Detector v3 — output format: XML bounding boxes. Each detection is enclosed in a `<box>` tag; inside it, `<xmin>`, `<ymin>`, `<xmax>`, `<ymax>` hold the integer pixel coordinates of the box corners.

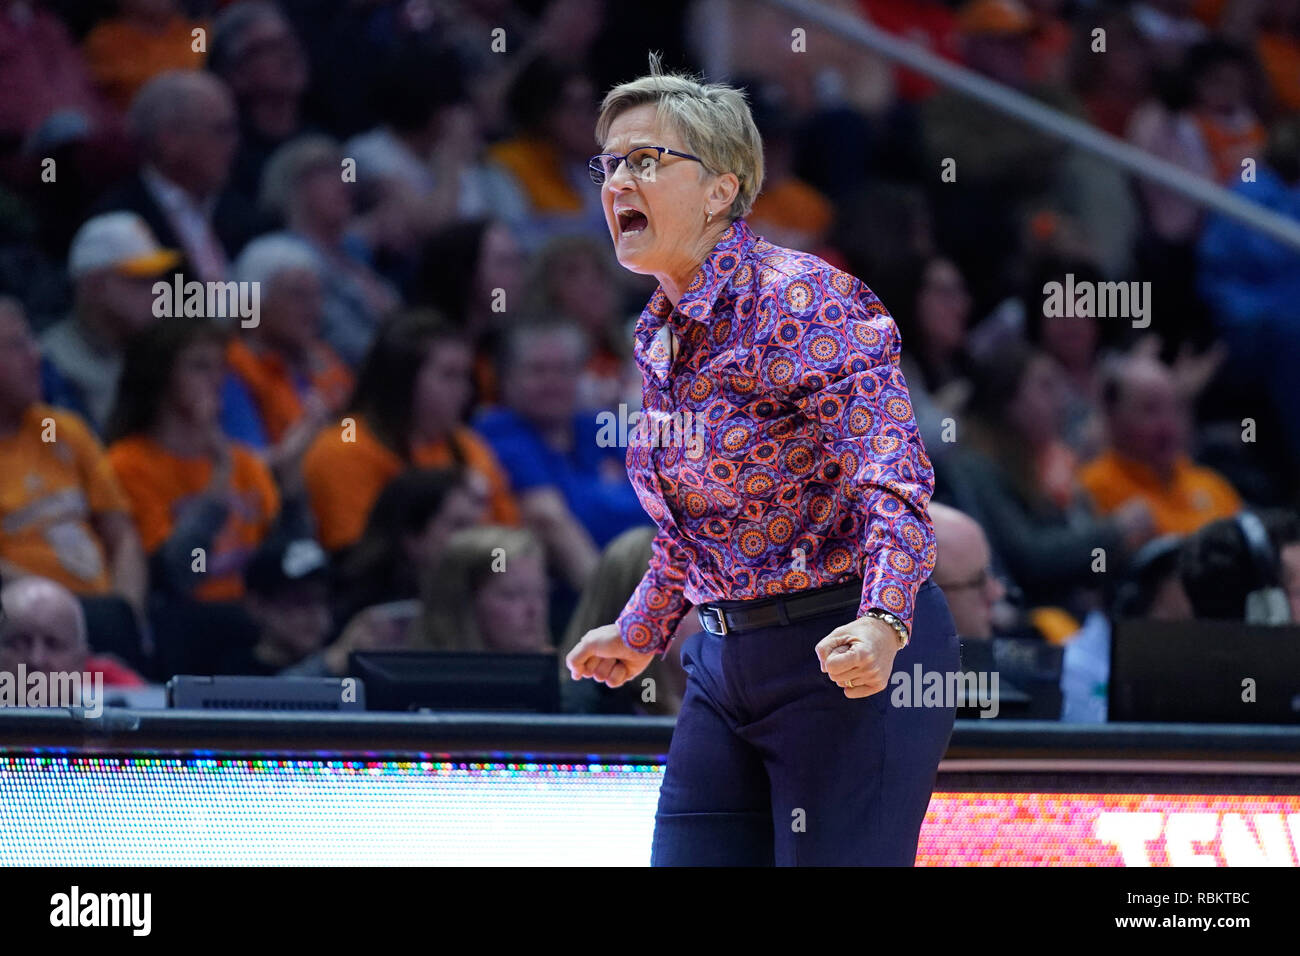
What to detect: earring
<box><xmin>705</xmin><ymin>209</ymin><xmax>713</xmax><ymax>225</ymax></box>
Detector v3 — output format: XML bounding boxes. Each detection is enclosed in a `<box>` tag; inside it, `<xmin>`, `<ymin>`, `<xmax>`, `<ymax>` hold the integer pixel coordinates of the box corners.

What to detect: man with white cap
<box><xmin>40</xmin><ymin>211</ymin><xmax>181</xmax><ymax>434</ymax></box>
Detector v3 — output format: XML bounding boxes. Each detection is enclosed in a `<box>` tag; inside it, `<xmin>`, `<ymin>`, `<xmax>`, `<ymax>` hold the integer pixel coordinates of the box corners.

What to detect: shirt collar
<box><xmin>142</xmin><ymin>165</ymin><xmax>217</xmax><ymax>218</ymax></box>
<box><xmin>634</xmin><ymin>218</ymin><xmax>758</xmax><ymax>385</ymax></box>
<box><xmin>644</xmin><ymin>218</ymin><xmax>757</xmax><ymax>331</ymax></box>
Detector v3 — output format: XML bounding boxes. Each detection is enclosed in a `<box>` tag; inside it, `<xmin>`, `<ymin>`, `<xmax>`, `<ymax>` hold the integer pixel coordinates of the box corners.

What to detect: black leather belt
<box><xmin>696</xmin><ymin>578</ymin><xmax>863</xmax><ymax>636</ymax></box>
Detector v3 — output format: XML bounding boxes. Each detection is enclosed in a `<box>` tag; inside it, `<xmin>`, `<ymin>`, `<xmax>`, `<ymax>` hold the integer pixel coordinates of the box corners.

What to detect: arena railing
<box><xmin>757</xmin><ymin>0</ymin><xmax>1300</xmax><ymax>253</ymax></box>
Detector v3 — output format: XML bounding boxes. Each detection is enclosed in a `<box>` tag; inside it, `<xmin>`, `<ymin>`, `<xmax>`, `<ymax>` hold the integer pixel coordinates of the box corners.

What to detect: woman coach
<box><xmin>565</xmin><ymin>56</ymin><xmax>960</xmax><ymax>866</ymax></box>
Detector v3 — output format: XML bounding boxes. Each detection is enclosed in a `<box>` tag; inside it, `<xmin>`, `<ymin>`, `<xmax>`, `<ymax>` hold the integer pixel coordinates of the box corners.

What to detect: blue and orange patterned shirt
<box><xmin>616</xmin><ymin>218</ymin><xmax>937</xmax><ymax>654</ymax></box>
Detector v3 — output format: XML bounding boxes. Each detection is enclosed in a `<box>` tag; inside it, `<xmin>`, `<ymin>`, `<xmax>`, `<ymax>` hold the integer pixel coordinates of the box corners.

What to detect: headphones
<box><xmin>1236</xmin><ymin>511</ymin><xmax>1292</xmax><ymax>625</ymax></box>
<box><xmin>1114</xmin><ymin>533</ymin><xmax>1185</xmax><ymax>619</ymax></box>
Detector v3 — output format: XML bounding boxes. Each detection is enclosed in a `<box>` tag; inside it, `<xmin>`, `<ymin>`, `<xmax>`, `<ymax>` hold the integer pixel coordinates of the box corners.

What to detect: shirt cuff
<box><xmin>858</xmin><ymin>546</ymin><xmax>926</xmax><ymax>638</ymax></box>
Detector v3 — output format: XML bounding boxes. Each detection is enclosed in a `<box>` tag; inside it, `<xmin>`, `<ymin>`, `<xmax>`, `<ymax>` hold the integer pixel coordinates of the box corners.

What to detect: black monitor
<box><xmin>1110</xmin><ymin>618</ymin><xmax>1300</xmax><ymax>723</ymax></box>
<box><xmin>958</xmin><ymin>637</ymin><xmax>1053</xmax><ymax>718</ymax></box>
<box><xmin>349</xmin><ymin>651</ymin><xmax>561</xmax><ymax>713</ymax></box>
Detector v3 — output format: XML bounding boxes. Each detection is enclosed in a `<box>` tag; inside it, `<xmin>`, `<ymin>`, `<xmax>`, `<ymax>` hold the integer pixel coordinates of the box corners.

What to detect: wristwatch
<box><xmin>865</xmin><ymin>609</ymin><xmax>910</xmax><ymax>649</ymax></box>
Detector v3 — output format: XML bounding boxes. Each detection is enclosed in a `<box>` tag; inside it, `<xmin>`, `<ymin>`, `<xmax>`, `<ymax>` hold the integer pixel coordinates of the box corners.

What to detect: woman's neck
<box><xmin>658</xmin><ymin>222</ymin><xmax>730</xmax><ymax>308</ymax></box>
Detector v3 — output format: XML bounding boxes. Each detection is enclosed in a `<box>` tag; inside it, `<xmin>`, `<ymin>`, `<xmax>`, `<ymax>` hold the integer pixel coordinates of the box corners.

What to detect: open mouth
<box><xmin>616</xmin><ymin>208</ymin><xmax>648</xmax><ymax>236</ymax></box>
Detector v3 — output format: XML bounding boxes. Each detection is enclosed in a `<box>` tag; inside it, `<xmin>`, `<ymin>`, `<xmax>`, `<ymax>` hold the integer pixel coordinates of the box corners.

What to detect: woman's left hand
<box><xmin>815</xmin><ymin>617</ymin><xmax>902</xmax><ymax>699</ymax></box>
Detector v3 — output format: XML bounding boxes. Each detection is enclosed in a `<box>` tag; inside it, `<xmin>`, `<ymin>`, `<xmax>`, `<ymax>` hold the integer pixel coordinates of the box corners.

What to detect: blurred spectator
<box><xmin>0</xmin><ymin>298</ymin><xmax>147</xmax><ymax>612</ymax></box>
<box><xmin>1131</xmin><ymin>0</ymin><xmax>1209</xmax><ymax>69</ymax></box>
<box><xmin>1198</xmin><ymin>117</ymin><xmax>1300</xmax><ymax>338</ymax></box>
<box><xmin>0</xmin><ymin>573</ymin><xmax>144</xmax><ymax>689</ymax></box>
<box><xmin>222</xmin><ymin>234</ymin><xmax>352</xmax><ymax>463</ymax></box>
<box><xmin>871</xmin><ymin>253</ymin><xmax>974</xmax><ymax>457</ymax></box>
<box><xmin>1182</xmin><ymin>39</ymin><xmax>1266</xmax><ymax>183</ymax></box>
<box><xmin>1022</xmin><ymin>0</ymin><xmax>1072</xmax><ymax>88</ymax></box>
<box><xmin>343</xmin><ymin>44</ymin><xmax>528</xmax><ymax>238</ymax></box>
<box><xmin>560</xmin><ymin>525</ymin><xmax>689</xmax><ymax>716</ymax></box>
<box><xmin>92</xmin><ymin>69</ymin><xmax>257</xmax><ymax>282</ymax></box>
<box><xmin>1178</xmin><ymin>510</ymin><xmax>1300</xmax><ymax>623</ymax></box>
<box><xmin>332</xmin><ymin>467</ymin><xmax>485</xmax><ymax>633</ymax></box>
<box><xmin>215</xmin><ymin>534</ymin><xmax>332</xmax><ymax>675</ymax></box>
<box><xmin>82</xmin><ymin>0</ymin><xmax>207</xmax><ymax>112</ymax></box>
<box><xmin>207</xmin><ymin>1</ymin><xmax>312</xmax><ymax>206</ymax></box>
<box><xmin>832</xmin><ymin>182</ymin><xmax>936</xmax><ymax>294</ymax></box>
<box><xmin>943</xmin><ymin>342</ymin><xmax>1154</xmax><ymax>614</ymax></box>
<box><xmin>443</xmin><ymin>0</ymin><xmax>606</xmax><ymax>139</ymax></box>
<box><xmin>1079</xmin><ymin>353</ymin><xmax>1241</xmax><ymax>536</ymax></box>
<box><xmin>1255</xmin><ymin>0</ymin><xmax>1300</xmax><ymax>113</ymax></box>
<box><xmin>0</xmin><ymin>0</ymin><xmax>124</xmax><ymax>182</ymax></box>
<box><xmin>744</xmin><ymin>79</ymin><xmax>833</xmax><ymax>254</ymax></box>
<box><xmin>1021</xmin><ymin>257</ymin><xmax>1109</xmax><ymax>459</ymax></box>
<box><xmin>1197</xmin><ymin>117</ymin><xmax>1300</xmax><ymax>471</ymax></box>
<box><xmin>524</xmin><ymin>234</ymin><xmax>637</xmax><ymax>411</ymax></box>
<box><xmin>258</xmin><ymin>135</ymin><xmax>400</xmax><ymax>368</ymax></box>
<box><xmin>487</xmin><ymin>56</ymin><xmax>606</xmax><ymax>244</ymax></box>
<box><xmin>412</xmin><ymin>217</ymin><xmax>527</xmax><ymax>403</ymax></box>
<box><xmin>1072</xmin><ymin>7</ymin><xmax>1153</xmax><ymax>138</ymax></box>
<box><xmin>105</xmin><ymin>318</ymin><xmax>287</xmax><ymax>603</ymax></box>
<box><xmin>302</xmin><ymin>310</ymin><xmax>519</xmax><ymax>554</ymax></box>
<box><xmin>1127</xmin><ymin>38</ymin><xmax>1263</xmax><ymax>266</ymax></box>
<box><xmin>41</xmin><ymin>211</ymin><xmax>179</xmax><ymax>433</ymax></box>
<box><xmin>858</xmin><ymin>0</ymin><xmax>962</xmax><ymax>102</ymax></box>
<box><xmin>930</xmin><ymin>502</ymin><xmax>1006</xmax><ymax>640</ymax></box>
<box><xmin>922</xmin><ymin>0</ymin><xmax>1074</xmax><ymax>310</ymax></box>
<box><xmin>476</xmin><ymin>319</ymin><xmax>648</xmax><ymax>589</ymax></box>
<box><xmin>419</xmin><ymin>525</ymin><xmax>551</xmax><ymax>652</ymax></box>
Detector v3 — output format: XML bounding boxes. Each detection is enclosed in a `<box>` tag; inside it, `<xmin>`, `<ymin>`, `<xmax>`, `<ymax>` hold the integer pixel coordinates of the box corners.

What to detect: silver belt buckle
<box><xmin>705</xmin><ymin>606</ymin><xmax>729</xmax><ymax>636</ymax></box>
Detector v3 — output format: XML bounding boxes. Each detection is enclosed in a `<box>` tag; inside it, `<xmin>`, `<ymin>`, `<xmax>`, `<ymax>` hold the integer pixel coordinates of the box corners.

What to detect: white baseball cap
<box><xmin>67</xmin><ymin>212</ymin><xmax>182</xmax><ymax>280</ymax></box>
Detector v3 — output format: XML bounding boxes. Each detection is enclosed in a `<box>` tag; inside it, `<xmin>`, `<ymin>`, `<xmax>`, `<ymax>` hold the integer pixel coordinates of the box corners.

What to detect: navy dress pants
<box><xmin>650</xmin><ymin>576</ymin><xmax>959</xmax><ymax>866</ymax></box>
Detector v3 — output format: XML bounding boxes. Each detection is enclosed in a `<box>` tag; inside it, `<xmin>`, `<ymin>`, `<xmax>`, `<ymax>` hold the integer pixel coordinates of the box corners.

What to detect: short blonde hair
<box><xmin>594</xmin><ymin>53</ymin><xmax>764</xmax><ymax>221</ymax></box>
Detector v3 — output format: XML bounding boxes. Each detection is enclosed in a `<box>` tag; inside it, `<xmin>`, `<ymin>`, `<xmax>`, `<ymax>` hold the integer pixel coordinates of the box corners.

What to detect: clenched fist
<box><xmin>814</xmin><ymin>616</ymin><xmax>903</xmax><ymax>699</ymax></box>
<box><xmin>565</xmin><ymin>623</ymin><xmax>657</xmax><ymax>689</ymax></box>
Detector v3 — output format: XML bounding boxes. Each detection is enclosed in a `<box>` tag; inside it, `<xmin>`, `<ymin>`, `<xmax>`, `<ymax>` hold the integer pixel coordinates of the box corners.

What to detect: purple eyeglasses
<box><xmin>588</xmin><ymin>146</ymin><xmax>705</xmax><ymax>184</ymax></box>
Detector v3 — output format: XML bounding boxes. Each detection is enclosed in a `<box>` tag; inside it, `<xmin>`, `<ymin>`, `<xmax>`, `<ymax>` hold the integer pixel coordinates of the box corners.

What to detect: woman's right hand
<box><xmin>565</xmin><ymin>623</ymin><xmax>656</xmax><ymax>689</ymax></box>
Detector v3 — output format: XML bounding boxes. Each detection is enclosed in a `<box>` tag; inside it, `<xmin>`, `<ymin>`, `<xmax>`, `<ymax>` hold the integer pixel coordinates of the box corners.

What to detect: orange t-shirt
<box><xmin>1258</xmin><ymin>32</ymin><xmax>1300</xmax><ymax>114</ymax></box>
<box><xmin>749</xmin><ymin>179</ymin><xmax>834</xmax><ymax>238</ymax></box>
<box><xmin>0</xmin><ymin>405</ymin><xmax>128</xmax><ymax>594</ymax></box>
<box><xmin>302</xmin><ymin>414</ymin><xmax>519</xmax><ymax>552</ymax></box>
<box><xmin>82</xmin><ymin>17</ymin><xmax>208</xmax><ymax>111</ymax></box>
<box><xmin>1195</xmin><ymin>113</ymin><xmax>1267</xmax><ymax>183</ymax></box>
<box><xmin>487</xmin><ymin>136</ymin><xmax>582</xmax><ymax>213</ymax></box>
<box><xmin>1078</xmin><ymin>449</ymin><xmax>1242</xmax><ymax>536</ymax></box>
<box><xmin>107</xmin><ymin>435</ymin><xmax>279</xmax><ymax>602</ymax></box>
<box><xmin>226</xmin><ymin>339</ymin><xmax>353</xmax><ymax>444</ymax></box>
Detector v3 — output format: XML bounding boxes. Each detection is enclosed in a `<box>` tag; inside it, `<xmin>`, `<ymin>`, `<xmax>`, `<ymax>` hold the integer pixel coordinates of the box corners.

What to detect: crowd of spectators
<box><xmin>0</xmin><ymin>0</ymin><xmax>1297</xmax><ymax>720</ymax></box>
